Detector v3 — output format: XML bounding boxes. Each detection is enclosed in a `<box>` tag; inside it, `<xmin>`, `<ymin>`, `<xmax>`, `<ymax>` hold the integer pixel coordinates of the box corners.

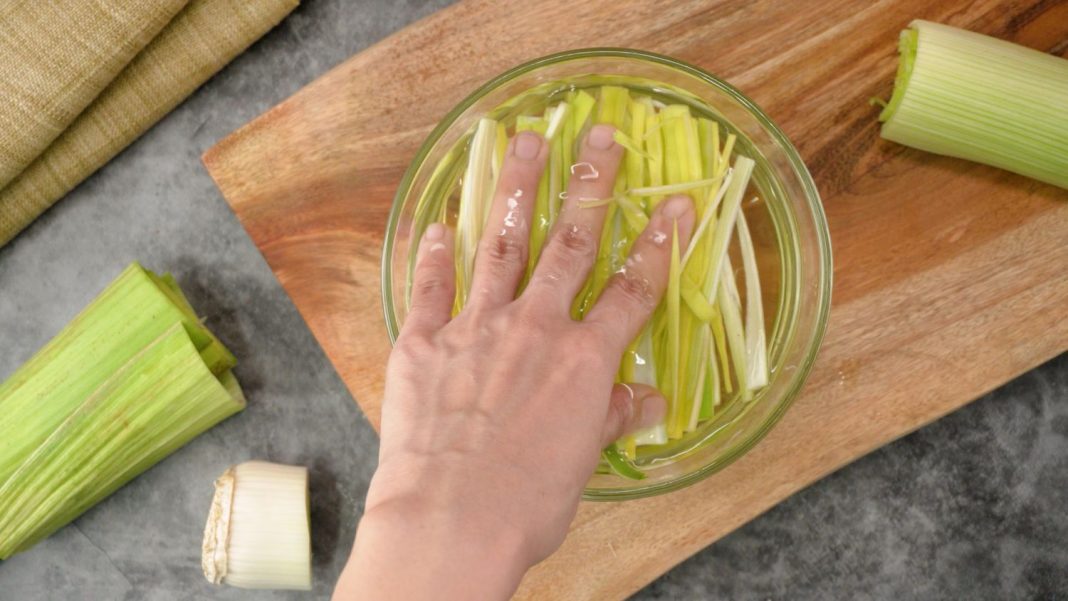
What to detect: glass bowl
<box><xmin>382</xmin><ymin>49</ymin><xmax>832</xmax><ymax>500</ymax></box>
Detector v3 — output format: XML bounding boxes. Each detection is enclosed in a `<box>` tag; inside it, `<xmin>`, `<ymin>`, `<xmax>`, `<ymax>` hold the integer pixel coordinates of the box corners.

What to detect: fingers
<box><xmin>524</xmin><ymin>125</ymin><xmax>623</xmax><ymax>310</ymax></box>
<box><xmin>585</xmin><ymin>194</ymin><xmax>696</xmax><ymax>352</ymax></box>
<box><xmin>467</xmin><ymin>131</ymin><xmax>549</xmax><ymax>308</ymax></box>
<box><xmin>600</xmin><ymin>383</ymin><xmax>667</xmax><ymax>448</ymax></box>
<box><xmin>405</xmin><ymin>223</ymin><xmax>456</xmax><ymax>334</ymax></box>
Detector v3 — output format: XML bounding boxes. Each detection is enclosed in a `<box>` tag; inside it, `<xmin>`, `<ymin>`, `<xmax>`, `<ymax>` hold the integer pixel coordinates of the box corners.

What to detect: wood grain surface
<box><xmin>203</xmin><ymin>1</ymin><xmax>1068</xmax><ymax>598</ymax></box>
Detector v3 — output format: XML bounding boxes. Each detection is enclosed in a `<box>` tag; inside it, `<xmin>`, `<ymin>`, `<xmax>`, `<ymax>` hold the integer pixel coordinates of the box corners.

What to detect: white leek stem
<box><xmin>736</xmin><ymin>209</ymin><xmax>768</xmax><ymax>389</ymax></box>
<box><xmin>202</xmin><ymin>461</ymin><xmax>311</xmax><ymax>590</ymax></box>
<box><xmin>879</xmin><ymin>20</ymin><xmax>1068</xmax><ymax>189</ymax></box>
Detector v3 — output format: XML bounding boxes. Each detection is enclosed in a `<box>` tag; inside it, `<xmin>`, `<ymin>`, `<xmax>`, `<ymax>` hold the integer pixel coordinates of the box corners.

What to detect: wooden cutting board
<box><xmin>203</xmin><ymin>1</ymin><xmax>1068</xmax><ymax>598</ymax></box>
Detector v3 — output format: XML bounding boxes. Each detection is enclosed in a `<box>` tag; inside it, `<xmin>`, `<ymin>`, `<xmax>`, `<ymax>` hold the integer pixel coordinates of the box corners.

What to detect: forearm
<box><xmin>333</xmin><ymin>498</ymin><xmax>530</xmax><ymax>600</ymax></box>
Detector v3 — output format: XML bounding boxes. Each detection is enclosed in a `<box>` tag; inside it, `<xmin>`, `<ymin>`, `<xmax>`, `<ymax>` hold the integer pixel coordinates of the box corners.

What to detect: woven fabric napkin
<box><xmin>0</xmin><ymin>0</ymin><xmax>299</xmax><ymax>247</ymax></box>
<box><xmin>0</xmin><ymin>0</ymin><xmax>188</xmax><ymax>190</ymax></box>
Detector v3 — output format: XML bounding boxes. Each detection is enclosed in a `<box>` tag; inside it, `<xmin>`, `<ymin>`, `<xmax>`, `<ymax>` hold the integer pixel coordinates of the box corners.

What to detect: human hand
<box><xmin>335</xmin><ymin>124</ymin><xmax>695</xmax><ymax>600</ymax></box>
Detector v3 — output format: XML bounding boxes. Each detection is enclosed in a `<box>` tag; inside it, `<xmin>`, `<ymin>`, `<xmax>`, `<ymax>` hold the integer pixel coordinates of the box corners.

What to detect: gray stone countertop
<box><xmin>0</xmin><ymin>1</ymin><xmax>1065</xmax><ymax>599</ymax></box>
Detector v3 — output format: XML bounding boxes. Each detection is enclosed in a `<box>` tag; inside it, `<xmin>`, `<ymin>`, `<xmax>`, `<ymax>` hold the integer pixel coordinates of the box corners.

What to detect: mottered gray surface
<box><xmin>0</xmin><ymin>1</ymin><xmax>1065</xmax><ymax>599</ymax></box>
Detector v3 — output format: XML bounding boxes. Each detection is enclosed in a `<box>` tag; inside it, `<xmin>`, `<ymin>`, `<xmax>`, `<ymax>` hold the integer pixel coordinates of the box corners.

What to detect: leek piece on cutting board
<box><xmin>0</xmin><ymin>263</ymin><xmax>246</xmax><ymax>559</ymax></box>
<box><xmin>879</xmin><ymin>20</ymin><xmax>1068</xmax><ymax>190</ymax></box>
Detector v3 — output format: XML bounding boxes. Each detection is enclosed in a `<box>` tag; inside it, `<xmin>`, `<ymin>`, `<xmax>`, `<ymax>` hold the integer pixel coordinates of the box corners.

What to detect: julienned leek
<box><xmin>878</xmin><ymin>20</ymin><xmax>1068</xmax><ymax>190</ymax></box>
<box><xmin>202</xmin><ymin>461</ymin><xmax>312</xmax><ymax>590</ymax></box>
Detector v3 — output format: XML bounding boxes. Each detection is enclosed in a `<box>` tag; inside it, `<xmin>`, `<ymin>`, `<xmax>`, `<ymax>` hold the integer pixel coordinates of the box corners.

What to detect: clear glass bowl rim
<box><xmin>381</xmin><ymin>47</ymin><xmax>833</xmax><ymax>500</ymax></box>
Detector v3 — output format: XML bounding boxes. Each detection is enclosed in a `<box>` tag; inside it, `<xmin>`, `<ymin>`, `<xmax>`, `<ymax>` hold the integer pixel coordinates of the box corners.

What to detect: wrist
<box><xmin>336</xmin><ymin>479</ymin><xmax>531</xmax><ymax>600</ymax></box>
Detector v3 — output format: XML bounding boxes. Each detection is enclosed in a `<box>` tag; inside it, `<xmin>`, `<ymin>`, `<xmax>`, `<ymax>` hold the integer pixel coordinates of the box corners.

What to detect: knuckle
<box><xmin>412</xmin><ymin>274</ymin><xmax>450</xmax><ymax>304</ymax></box>
<box><xmin>513</xmin><ymin>297</ymin><xmax>546</xmax><ymax>322</ymax></box>
<box><xmin>555</xmin><ymin>223</ymin><xmax>597</xmax><ymax>257</ymax></box>
<box><xmin>482</xmin><ymin>235</ymin><xmax>527</xmax><ymax>274</ymax></box>
<box><xmin>607</xmin><ymin>388</ymin><xmax>636</xmax><ymax>430</ymax></box>
<box><xmin>392</xmin><ymin>332</ymin><xmax>434</xmax><ymax>363</ymax></box>
<box><xmin>607</xmin><ymin>272</ymin><xmax>656</xmax><ymax>311</ymax></box>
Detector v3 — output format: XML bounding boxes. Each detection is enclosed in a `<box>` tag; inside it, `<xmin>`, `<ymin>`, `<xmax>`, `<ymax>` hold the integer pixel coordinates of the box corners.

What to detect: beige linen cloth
<box><xmin>0</xmin><ymin>0</ymin><xmax>189</xmax><ymax>190</ymax></box>
<box><xmin>0</xmin><ymin>0</ymin><xmax>299</xmax><ymax>247</ymax></box>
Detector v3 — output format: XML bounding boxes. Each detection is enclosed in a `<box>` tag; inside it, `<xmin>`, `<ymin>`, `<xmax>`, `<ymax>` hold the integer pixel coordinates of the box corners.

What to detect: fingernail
<box><xmin>514</xmin><ymin>131</ymin><xmax>543</xmax><ymax>159</ymax></box>
<box><xmin>639</xmin><ymin>395</ymin><xmax>667</xmax><ymax>428</ymax></box>
<box><xmin>424</xmin><ymin>223</ymin><xmax>445</xmax><ymax>241</ymax></box>
<box><xmin>660</xmin><ymin>194</ymin><xmax>692</xmax><ymax>219</ymax></box>
<box><xmin>587</xmin><ymin>124</ymin><xmax>616</xmax><ymax>150</ymax></box>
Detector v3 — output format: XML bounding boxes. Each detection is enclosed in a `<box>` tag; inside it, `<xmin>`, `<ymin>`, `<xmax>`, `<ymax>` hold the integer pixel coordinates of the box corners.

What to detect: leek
<box><xmin>879</xmin><ymin>20</ymin><xmax>1068</xmax><ymax>190</ymax></box>
<box><xmin>202</xmin><ymin>461</ymin><xmax>311</xmax><ymax>590</ymax></box>
<box><xmin>455</xmin><ymin>118</ymin><xmax>498</xmax><ymax>305</ymax></box>
<box><xmin>0</xmin><ymin>263</ymin><xmax>245</xmax><ymax>558</ymax></box>
<box><xmin>737</xmin><ymin>210</ymin><xmax>768</xmax><ymax>389</ymax></box>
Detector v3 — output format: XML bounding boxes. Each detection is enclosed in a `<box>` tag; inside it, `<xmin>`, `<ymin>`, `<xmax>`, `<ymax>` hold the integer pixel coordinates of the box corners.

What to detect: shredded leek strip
<box><xmin>736</xmin><ymin>209</ymin><xmax>768</xmax><ymax>390</ymax></box>
<box><xmin>516</xmin><ymin>117</ymin><xmax>550</xmax><ymax>286</ymax></box>
<box><xmin>711</xmin><ymin>308</ymin><xmax>732</xmax><ymax>395</ymax></box>
<box><xmin>700</xmin><ymin>329</ymin><xmax>721</xmax><ymax>419</ymax></box>
<box><xmin>685</xmin><ymin>327</ymin><xmax>709</xmax><ymax>432</ymax></box>
<box><xmin>681</xmin><ymin>169</ymin><xmax>733</xmax><ymax>267</ymax></box>
<box><xmin>665</xmin><ymin>221</ymin><xmax>683</xmax><ymax>439</ymax></box>
<box><xmin>614</xmin><ymin>130</ymin><xmax>653</xmax><ymax>161</ymax></box>
<box><xmin>703</xmin><ymin>156</ymin><xmax>754</xmax><ymax>303</ymax></box>
<box><xmin>644</xmin><ymin>110</ymin><xmax>665</xmax><ymax>207</ymax></box>
<box><xmin>544</xmin><ymin>102</ymin><xmax>569</xmax><ymax>141</ymax></box>
<box><xmin>718</xmin><ymin>257</ymin><xmax>749</xmax><ymax>400</ymax></box>
<box><xmin>455</xmin><ymin>118</ymin><xmax>498</xmax><ymax>305</ymax></box>
<box><xmin>604</xmin><ymin>443</ymin><xmax>645</xmax><ymax>480</ymax></box>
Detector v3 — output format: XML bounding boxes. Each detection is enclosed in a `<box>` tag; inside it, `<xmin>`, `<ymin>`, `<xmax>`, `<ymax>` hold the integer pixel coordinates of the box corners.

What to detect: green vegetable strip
<box><xmin>596</xmin><ymin>86</ymin><xmax>629</xmax><ymax>127</ymax></box>
<box><xmin>455</xmin><ymin>118</ymin><xmax>498</xmax><ymax>305</ymax></box>
<box><xmin>644</xmin><ymin>109</ymin><xmax>665</xmax><ymax>207</ymax></box>
<box><xmin>546</xmin><ymin>107</ymin><xmax>567</xmax><ymax>225</ymax></box>
<box><xmin>516</xmin><ymin>116</ymin><xmax>550</xmax><ymax>286</ymax></box>
<box><xmin>665</xmin><ymin>222</ymin><xmax>683</xmax><ymax>439</ymax></box>
<box><xmin>879</xmin><ymin>20</ymin><xmax>1068</xmax><ymax>190</ymax></box>
<box><xmin>685</xmin><ymin>327</ymin><xmax>709</xmax><ymax>432</ymax></box>
<box><xmin>699</xmin><ymin>327</ymin><xmax>720</xmax><ymax>420</ymax></box>
<box><xmin>737</xmin><ymin>210</ymin><xmax>769</xmax><ymax>390</ymax></box>
<box><xmin>0</xmin><ymin>264</ymin><xmax>244</xmax><ymax>558</ymax></box>
<box><xmin>604</xmin><ymin>443</ymin><xmax>646</xmax><ymax>480</ymax></box>
<box><xmin>703</xmin><ymin>157</ymin><xmax>755</xmax><ymax>304</ymax></box>
<box><xmin>719</xmin><ymin>256</ymin><xmax>750</xmax><ymax>400</ymax></box>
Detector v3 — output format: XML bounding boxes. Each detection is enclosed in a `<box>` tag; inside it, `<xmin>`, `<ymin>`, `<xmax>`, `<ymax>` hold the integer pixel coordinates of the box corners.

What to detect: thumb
<box><xmin>600</xmin><ymin>383</ymin><xmax>667</xmax><ymax>448</ymax></box>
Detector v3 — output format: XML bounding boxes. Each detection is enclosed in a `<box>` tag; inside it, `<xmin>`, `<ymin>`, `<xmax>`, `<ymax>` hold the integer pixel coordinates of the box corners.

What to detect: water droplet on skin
<box><xmin>514</xmin><ymin>189</ymin><xmax>524</xmax><ymax>198</ymax></box>
<box><xmin>651</xmin><ymin>231</ymin><xmax>667</xmax><ymax>245</ymax></box>
<box><xmin>507</xmin><ymin>197</ymin><xmax>518</xmax><ymax>210</ymax></box>
<box><xmin>558</xmin><ymin>191</ymin><xmax>569</xmax><ymax>200</ymax></box>
<box><xmin>570</xmin><ymin>162</ymin><xmax>599</xmax><ymax>181</ymax></box>
<box><xmin>503</xmin><ymin>209</ymin><xmax>521</xmax><ymax>228</ymax></box>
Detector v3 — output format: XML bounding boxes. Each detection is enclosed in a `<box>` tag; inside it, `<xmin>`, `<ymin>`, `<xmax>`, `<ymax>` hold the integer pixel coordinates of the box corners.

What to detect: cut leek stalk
<box><xmin>412</xmin><ymin>83</ymin><xmax>773</xmax><ymax>479</ymax></box>
<box><xmin>202</xmin><ymin>461</ymin><xmax>311</xmax><ymax>590</ymax></box>
<box><xmin>0</xmin><ymin>263</ymin><xmax>245</xmax><ymax>559</ymax></box>
<box><xmin>879</xmin><ymin>20</ymin><xmax>1068</xmax><ymax>190</ymax></box>
<box><xmin>455</xmin><ymin>118</ymin><xmax>499</xmax><ymax>306</ymax></box>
